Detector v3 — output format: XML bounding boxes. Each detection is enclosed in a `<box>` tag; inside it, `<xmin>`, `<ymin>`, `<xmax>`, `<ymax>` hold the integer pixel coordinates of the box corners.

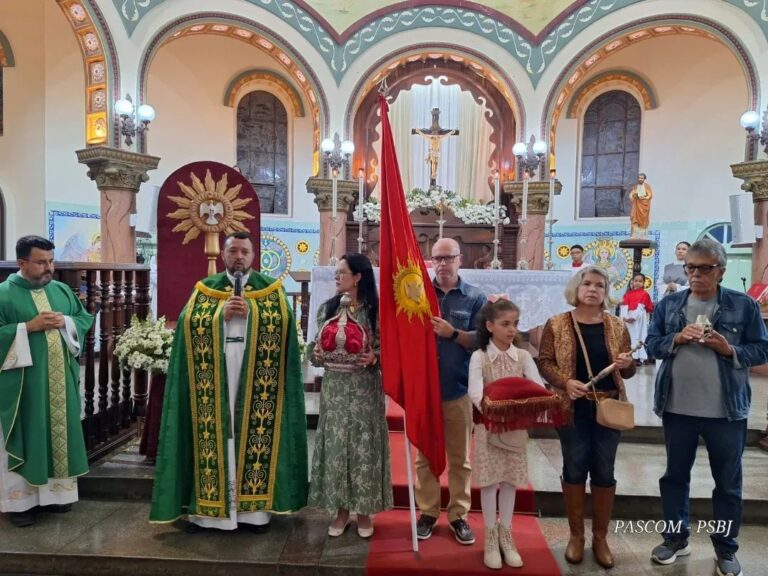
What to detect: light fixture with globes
<box><xmin>740</xmin><ymin>109</ymin><xmax>768</xmax><ymax>160</ymax></box>
<box><xmin>115</xmin><ymin>94</ymin><xmax>156</xmax><ymax>148</ymax></box>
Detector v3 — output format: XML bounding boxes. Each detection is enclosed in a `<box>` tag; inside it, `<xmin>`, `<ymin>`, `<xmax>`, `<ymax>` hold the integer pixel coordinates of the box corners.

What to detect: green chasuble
<box><xmin>150</xmin><ymin>271</ymin><xmax>308</xmax><ymax>521</ymax></box>
<box><xmin>0</xmin><ymin>274</ymin><xmax>94</xmax><ymax>485</ymax></box>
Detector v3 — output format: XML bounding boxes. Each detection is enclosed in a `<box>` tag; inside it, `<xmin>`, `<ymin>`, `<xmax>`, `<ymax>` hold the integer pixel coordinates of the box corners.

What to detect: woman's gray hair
<box><xmin>687</xmin><ymin>238</ymin><xmax>727</xmax><ymax>267</ymax></box>
<box><xmin>564</xmin><ymin>266</ymin><xmax>616</xmax><ymax>309</ymax></box>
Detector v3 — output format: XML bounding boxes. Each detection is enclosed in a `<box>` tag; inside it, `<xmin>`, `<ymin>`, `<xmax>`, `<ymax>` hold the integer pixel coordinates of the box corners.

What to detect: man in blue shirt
<box><xmin>647</xmin><ymin>239</ymin><xmax>768</xmax><ymax>576</ymax></box>
<box><xmin>415</xmin><ymin>238</ymin><xmax>486</xmax><ymax>545</ymax></box>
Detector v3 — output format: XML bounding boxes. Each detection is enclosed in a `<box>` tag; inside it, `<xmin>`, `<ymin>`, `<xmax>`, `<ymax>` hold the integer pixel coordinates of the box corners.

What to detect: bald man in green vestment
<box><xmin>0</xmin><ymin>236</ymin><xmax>94</xmax><ymax>527</ymax></box>
<box><xmin>150</xmin><ymin>232</ymin><xmax>308</xmax><ymax>532</ymax></box>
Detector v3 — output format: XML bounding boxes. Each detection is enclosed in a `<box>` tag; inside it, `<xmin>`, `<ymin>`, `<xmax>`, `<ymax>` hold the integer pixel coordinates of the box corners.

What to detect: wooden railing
<box><xmin>0</xmin><ymin>262</ymin><xmax>151</xmax><ymax>461</ymax></box>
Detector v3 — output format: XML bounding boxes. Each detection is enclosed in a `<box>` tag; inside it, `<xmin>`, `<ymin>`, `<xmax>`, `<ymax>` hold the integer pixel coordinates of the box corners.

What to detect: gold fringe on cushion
<box><xmin>481</xmin><ymin>394</ymin><xmax>568</xmax><ymax>433</ymax></box>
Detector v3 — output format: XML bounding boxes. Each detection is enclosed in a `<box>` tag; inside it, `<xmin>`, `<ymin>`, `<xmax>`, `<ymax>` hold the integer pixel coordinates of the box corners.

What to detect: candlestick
<box><xmin>491</xmin><ymin>170</ymin><xmax>502</xmax><ymax>269</ymax></box>
<box><xmin>546</xmin><ymin>171</ymin><xmax>556</xmax><ymax>270</ymax></box>
<box><xmin>357</xmin><ymin>168</ymin><xmax>365</xmax><ymax>253</ymax></box>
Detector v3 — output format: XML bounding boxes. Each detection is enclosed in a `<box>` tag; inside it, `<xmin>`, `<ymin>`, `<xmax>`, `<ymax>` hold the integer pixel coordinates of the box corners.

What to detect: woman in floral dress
<box><xmin>308</xmin><ymin>253</ymin><xmax>392</xmax><ymax>538</ymax></box>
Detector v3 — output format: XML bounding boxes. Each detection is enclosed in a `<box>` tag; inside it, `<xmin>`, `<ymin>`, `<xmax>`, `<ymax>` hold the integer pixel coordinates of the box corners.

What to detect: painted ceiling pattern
<box><xmin>113</xmin><ymin>0</ymin><xmax>768</xmax><ymax>85</ymax></box>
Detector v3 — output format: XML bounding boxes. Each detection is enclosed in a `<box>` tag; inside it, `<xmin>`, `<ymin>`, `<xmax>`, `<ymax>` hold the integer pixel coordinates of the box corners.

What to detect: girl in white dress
<box><xmin>468</xmin><ymin>296</ymin><xmax>544</xmax><ymax>570</ymax></box>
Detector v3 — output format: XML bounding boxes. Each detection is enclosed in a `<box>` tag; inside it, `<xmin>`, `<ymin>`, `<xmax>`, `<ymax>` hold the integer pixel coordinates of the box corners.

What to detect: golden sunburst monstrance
<box><xmin>166</xmin><ymin>169</ymin><xmax>254</xmax><ymax>275</ymax></box>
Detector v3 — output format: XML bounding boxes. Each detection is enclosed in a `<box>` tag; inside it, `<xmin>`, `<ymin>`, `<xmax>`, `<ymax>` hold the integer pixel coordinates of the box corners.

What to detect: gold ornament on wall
<box><xmin>166</xmin><ymin>169</ymin><xmax>254</xmax><ymax>275</ymax></box>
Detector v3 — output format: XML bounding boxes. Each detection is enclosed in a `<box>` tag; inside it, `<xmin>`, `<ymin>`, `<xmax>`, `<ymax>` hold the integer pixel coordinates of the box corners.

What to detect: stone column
<box><xmin>504</xmin><ymin>180</ymin><xmax>562</xmax><ymax>270</ymax></box>
<box><xmin>306</xmin><ymin>176</ymin><xmax>358</xmax><ymax>265</ymax></box>
<box><xmin>731</xmin><ymin>160</ymin><xmax>768</xmax><ymax>284</ymax></box>
<box><xmin>76</xmin><ymin>146</ymin><xmax>160</xmax><ymax>263</ymax></box>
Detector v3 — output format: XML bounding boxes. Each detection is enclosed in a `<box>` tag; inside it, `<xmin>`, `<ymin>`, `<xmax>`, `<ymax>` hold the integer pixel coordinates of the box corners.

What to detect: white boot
<box><xmin>498</xmin><ymin>523</ymin><xmax>523</xmax><ymax>568</ymax></box>
<box><xmin>484</xmin><ymin>524</ymin><xmax>502</xmax><ymax>570</ymax></box>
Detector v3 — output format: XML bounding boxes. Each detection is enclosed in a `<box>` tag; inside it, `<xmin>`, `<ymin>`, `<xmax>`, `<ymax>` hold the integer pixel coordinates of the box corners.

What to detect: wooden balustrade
<box><xmin>0</xmin><ymin>262</ymin><xmax>152</xmax><ymax>462</ymax></box>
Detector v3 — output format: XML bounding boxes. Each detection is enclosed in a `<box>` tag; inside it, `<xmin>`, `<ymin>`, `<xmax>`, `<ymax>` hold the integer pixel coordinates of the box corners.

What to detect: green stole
<box><xmin>151</xmin><ymin>271</ymin><xmax>308</xmax><ymax>522</ymax></box>
<box><xmin>0</xmin><ymin>274</ymin><xmax>93</xmax><ymax>484</ymax></box>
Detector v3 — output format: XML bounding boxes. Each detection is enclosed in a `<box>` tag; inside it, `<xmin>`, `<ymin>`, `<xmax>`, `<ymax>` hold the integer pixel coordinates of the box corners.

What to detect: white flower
<box><xmin>115</xmin><ymin>315</ymin><xmax>175</xmax><ymax>374</ymax></box>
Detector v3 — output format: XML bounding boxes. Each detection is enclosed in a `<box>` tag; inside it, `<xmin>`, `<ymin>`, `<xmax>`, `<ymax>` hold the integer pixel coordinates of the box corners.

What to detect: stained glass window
<box><xmin>236</xmin><ymin>91</ymin><xmax>289</xmax><ymax>215</ymax></box>
<box><xmin>579</xmin><ymin>90</ymin><xmax>641</xmax><ymax>218</ymax></box>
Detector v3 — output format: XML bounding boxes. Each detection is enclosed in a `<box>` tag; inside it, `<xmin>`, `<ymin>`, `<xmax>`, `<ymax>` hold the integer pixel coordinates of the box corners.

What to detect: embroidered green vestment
<box><xmin>0</xmin><ymin>274</ymin><xmax>93</xmax><ymax>485</ymax></box>
<box><xmin>150</xmin><ymin>271</ymin><xmax>308</xmax><ymax>521</ymax></box>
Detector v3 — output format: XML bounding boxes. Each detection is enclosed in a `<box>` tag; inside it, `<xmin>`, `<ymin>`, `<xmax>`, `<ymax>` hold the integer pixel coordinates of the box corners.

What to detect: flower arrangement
<box><xmin>115</xmin><ymin>316</ymin><xmax>174</xmax><ymax>374</ymax></box>
<box><xmin>358</xmin><ymin>186</ymin><xmax>508</xmax><ymax>225</ymax></box>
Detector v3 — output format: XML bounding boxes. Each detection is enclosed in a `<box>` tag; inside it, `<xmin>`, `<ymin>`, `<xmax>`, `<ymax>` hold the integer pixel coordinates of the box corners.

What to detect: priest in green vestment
<box><xmin>0</xmin><ymin>236</ymin><xmax>94</xmax><ymax>527</ymax></box>
<box><xmin>150</xmin><ymin>232</ymin><xmax>308</xmax><ymax>531</ymax></box>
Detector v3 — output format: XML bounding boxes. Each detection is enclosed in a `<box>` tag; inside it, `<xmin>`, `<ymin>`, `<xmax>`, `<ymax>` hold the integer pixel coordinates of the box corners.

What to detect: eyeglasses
<box><xmin>334</xmin><ymin>270</ymin><xmax>351</xmax><ymax>279</ymax></box>
<box><xmin>432</xmin><ymin>254</ymin><xmax>460</xmax><ymax>264</ymax></box>
<box><xmin>684</xmin><ymin>264</ymin><xmax>721</xmax><ymax>275</ymax></box>
<box><xmin>21</xmin><ymin>258</ymin><xmax>54</xmax><ymax>267</ymax></box>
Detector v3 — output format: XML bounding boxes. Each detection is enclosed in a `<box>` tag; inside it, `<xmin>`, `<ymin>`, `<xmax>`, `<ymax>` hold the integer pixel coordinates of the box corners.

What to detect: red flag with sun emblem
<box><xmin>378</xmin><ymin>94</ymin><xmax>445</xmax><ymax>477</ymax></box>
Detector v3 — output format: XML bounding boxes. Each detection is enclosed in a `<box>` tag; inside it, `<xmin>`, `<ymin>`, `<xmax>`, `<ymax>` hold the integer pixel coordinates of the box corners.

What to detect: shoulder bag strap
<box><xmin>570</xmin><ymin>312</ymin><xmax>599</xmax><ymax>402</ymax></box>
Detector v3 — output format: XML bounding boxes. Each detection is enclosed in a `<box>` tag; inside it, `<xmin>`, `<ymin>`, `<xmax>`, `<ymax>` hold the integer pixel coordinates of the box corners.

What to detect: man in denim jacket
<box><xmin>646</xmin><ymin>238</ymin><xmax>768</xmax><ymax>576</ymax></box>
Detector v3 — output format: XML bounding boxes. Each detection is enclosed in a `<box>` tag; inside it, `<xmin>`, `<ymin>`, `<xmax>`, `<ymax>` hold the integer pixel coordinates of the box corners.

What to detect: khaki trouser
<box><xmin>415</xmin><ymin>394</ymin><xmax>473</xmax><ymax>522</ymax></box>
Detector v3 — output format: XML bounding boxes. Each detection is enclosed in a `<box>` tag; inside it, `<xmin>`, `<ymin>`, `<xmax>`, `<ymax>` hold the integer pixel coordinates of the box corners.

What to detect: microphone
<box><xmin>234</xmin><ymin>271</ymin><xmax>243</xmax><ymax>297</ymax></box>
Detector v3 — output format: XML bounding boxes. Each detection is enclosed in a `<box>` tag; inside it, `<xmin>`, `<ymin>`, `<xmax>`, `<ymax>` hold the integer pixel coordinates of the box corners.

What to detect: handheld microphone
<box><xmin>234</xmin><ymin>271</ymin><xmax>243</xmax><ymax>297</ymax></box>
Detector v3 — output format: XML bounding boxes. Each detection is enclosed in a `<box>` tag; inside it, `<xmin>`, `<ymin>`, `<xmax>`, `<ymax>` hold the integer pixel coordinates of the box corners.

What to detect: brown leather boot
<box><xmin>561</xmin><ymin>480</ymin><xmax>586</xmax><ymax>564</ymax></box>
<box><xmin>591</xmin><ymin>484</ymin><xmax>616</xmax><ymax>569</ymax></box>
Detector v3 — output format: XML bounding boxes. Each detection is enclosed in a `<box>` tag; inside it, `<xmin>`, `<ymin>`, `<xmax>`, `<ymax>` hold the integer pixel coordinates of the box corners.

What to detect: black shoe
<box><xmin>715</xmin><ymin>550</ymin><xmax>742</xmax><ymax>576</ymax></box>
<box><xmin>416</xmin><ymin>515</ymin><xmax>437</xmax><ymax>540</ymax></box>
<box><xmin>39</xmin><ymin>503</ymin><xmax>72</xmax><ymax>513</ymax></box>
<box><xmin>8</xmin><ymin>511</ymin><xmax>35</xmax><ymax>527</ymax></box>
<box><xmin>449</xmin><ymin>517</ymin><xmax>475</xmax><ymax>545</ymax></box>
<box><xmin>240</xmin><ymin>522</ymin><xmax>270</xmax><ymax>534</ymax></box>
<box><xmin>651</xmin><ymin>538</ymin><xmax>691</xmax><ymax>565</ymax></box>
<box><xmin>183</xmin><ymin>521</ymin><xmax>208</xmax><ymax>534</ymax></box>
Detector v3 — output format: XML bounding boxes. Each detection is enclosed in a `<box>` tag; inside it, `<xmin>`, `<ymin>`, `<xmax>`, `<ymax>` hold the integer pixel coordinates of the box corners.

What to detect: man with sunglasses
<box><xmin>0</xmin><ymin>236</ymin><xmax>94</xmax><ymax>527</ymax></box>
<box><xmin>414</xmin><ymin>238</ymin><xmax>485</xmax><ymax>545</ymax></box>
<box><xmin>646</xmin><ymin>238</ymin><xmax>768</xmax><ymax>576</ymax></box>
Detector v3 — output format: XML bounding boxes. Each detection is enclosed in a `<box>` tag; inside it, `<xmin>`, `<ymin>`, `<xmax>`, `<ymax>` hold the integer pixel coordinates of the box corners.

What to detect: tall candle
<box><xmin>521</xmin><ymin>173</ymin><xmax>529</xmax><ymax>222</ymax></box>
<box><xmin>494</xmin><ymin>170</ymin><xmax>500</xmax><ymax>222</ymax></box>
<box><xmin>358</xmin><ymin>169</ymin><xmax>365</xmax><ymax>218</ymax></box>
<box><xmin>331</xmin><ymin>167</ymin><xmax>338</xmax><ymax>222</ymax></box>
<box><xmin>548</xmin><ymin>172</ymin><xmax>555</xmax><ymax>219</ymax></box>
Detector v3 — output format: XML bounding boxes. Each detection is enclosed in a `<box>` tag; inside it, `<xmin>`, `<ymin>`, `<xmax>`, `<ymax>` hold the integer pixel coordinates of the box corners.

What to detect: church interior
<box><xmin>1</xmin><ymin>0</ymin><xmax>768</xmax><ymax>574</ymax></box>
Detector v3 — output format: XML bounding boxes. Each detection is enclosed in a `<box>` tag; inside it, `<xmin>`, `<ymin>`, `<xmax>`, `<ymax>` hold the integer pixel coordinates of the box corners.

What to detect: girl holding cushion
<box><xmin>468</xmin><ymin>297</ymin><xmax>544</xmax><ymax>570</ymax></box>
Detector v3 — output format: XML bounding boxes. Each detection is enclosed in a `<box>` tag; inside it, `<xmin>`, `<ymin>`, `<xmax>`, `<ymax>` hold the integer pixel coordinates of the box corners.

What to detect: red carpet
<box><xmin>366</xmin><ymin>510</ymin><xmax>561</xmax><ymax>575</ymax></box>
<box><xmin>388</xmin><ymin>431</ymin><xmax>536</xmax><ymax>514</ymax></box>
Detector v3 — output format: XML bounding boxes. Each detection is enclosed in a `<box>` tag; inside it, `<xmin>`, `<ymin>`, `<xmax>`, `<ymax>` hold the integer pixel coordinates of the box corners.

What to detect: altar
<box><xmin>306</xmin><ymin>266</ymin><xmax>572</xmax><ymax>342</ymax></box>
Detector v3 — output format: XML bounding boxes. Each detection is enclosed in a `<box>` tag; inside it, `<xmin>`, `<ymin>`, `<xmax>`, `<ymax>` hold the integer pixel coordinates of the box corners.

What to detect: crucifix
<box><xmin>412</xmin><ymin>107</ymin><xmax>459</xmax><ymax>188</ymax></box>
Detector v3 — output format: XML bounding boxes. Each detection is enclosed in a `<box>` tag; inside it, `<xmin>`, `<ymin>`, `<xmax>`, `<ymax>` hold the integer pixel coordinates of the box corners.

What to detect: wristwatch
<box><xmin>450</xmin><ymin>330</ymin><xmax>460</xmax><ymax>341</ymax></box>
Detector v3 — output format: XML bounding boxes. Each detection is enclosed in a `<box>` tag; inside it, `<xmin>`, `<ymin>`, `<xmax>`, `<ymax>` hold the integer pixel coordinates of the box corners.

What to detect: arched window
<box><xmin>578</xmin><ymin>90</ymin><xmax>641</xmax><ymax>218</ymax></box>
<box><xmin>237</xmin><ymin>91</ymin><xmax>289</xmax><ymax>215</ymax></box>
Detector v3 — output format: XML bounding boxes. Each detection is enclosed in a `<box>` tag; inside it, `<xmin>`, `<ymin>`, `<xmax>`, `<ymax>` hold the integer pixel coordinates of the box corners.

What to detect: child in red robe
<box><xmin>620</xmin><ymin>273</ymin><xmax>654</xmax><ymax>365</ymax></box>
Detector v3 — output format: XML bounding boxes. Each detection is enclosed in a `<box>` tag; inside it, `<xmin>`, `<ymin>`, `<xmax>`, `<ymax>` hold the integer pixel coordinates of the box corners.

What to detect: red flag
<box><xmin>378</xmin><ymin>95</ymin><xmax>446</xmax><ymax>477</ymax></box>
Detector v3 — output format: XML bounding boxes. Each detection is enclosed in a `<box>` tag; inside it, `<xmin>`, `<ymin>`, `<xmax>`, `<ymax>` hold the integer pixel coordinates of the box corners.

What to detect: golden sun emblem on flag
<box><xmin>393</xmin><ymin>257</ymin><xmax>431</xmax><ymax>321</ymax></box>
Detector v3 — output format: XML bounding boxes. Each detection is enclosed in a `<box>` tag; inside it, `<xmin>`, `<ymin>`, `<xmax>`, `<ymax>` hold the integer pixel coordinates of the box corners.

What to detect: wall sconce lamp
<box><xmin>115</xmin><ymin>94</ymin><xmax>155</xmax><ymax>148</ymax></box>
<box><xmin>513</xmin><ymin>138</ymin><xmax>547</xmax><ymax>179</ymax></box>
<box><xmin>740</xmin><ymin>109</ymin><xmax>768</xmax><ymax>160</ymax></box>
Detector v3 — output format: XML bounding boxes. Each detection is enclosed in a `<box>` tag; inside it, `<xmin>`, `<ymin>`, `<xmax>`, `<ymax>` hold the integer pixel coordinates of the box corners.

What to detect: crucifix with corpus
<box><xmin>412</xmin><ymin>107</ymin><xmax>459</xmax><ymax>188</ymax></box>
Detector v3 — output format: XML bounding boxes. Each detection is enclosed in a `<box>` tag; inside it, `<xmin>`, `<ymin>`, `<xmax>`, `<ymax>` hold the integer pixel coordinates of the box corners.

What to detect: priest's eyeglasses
<box><xmin>432</xmin><ymin>255</ymin><xmax>460</xmax><ymax>264</ymax></box>
<box><xmin>21</xmin><ymin>258</ymin><xmax>55</xmax><ymax>267</ymax></box>
<box><xmin>684</xmin><ymin>264</ymin><xmax>721</xmax><ymax>275</ymax></box>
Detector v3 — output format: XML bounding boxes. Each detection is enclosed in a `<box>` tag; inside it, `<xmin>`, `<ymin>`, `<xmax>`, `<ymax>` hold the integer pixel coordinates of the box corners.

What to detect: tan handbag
<box><xmin>571</xmin><ymin>314</ymin><xmax>635</xmax><ymax>431</ymax></box>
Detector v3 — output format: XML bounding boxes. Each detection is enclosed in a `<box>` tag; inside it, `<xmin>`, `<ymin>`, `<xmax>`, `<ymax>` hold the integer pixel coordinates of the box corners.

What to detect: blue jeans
<box><xmin>660</xmin><ymin>412</ymin><xmax>746</xmax><ymax>553</ymax></box>
<box><xmin>557</xmin><ymin>399</ymin><xmax>621</xmax><ymax>487</ymax></box>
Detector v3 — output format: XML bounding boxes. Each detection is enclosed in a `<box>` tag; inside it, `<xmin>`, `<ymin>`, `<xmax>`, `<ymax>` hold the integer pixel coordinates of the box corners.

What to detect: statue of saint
<box><xmin>628</xmin><ymin>173</ymin><xmax>653</xmax><ymax>238</ymax></box>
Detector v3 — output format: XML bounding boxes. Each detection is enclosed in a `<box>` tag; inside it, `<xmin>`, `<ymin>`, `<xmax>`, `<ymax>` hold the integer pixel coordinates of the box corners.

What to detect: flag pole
<box><xmin>401</xmin><ymin>412</ymin><xmax>419</xmax><ymax>553</ymax></box>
